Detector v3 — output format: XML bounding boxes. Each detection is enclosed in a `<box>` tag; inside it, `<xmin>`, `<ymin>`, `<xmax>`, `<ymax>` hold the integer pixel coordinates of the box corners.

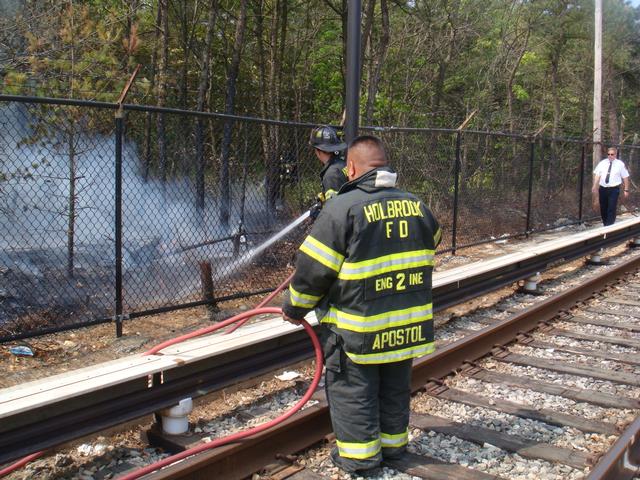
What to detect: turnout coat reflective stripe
<box><xmin>283</xmin><ymin>166</ymin><xmax>442</xmax><ymax>364</ymax></box>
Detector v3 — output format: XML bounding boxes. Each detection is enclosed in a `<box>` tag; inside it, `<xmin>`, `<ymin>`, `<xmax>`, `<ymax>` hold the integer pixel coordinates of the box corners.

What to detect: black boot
<box><xmin>330</xmin><ymin>448</ymin><xmax>382</xmax><ymax>476</ymax></box>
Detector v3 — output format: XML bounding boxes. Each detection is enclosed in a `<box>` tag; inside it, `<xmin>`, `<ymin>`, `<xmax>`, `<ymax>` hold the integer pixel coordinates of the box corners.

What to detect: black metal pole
<box><xmin>345</xmin><ymin>0</ymin><xmax>361</xmax><ymax>143</ymax></box>
<box><xmin>525</xmin><ymin>139</ymin><xmax>535</xmax><ymax>236</ymax></box>
<box><xmin>452</xmin><ymin>131</ymin><xmax>462</xmax><ymax>254</ymax></box>
<box><xmin>578</xmin><ymin>142</ymin><xmax>586</xmax><ymax>222</ymax></box>
<box><xmin>115</xmin><ymin>111</ymin><xmax>124</xmax><ymax>338</ymax></box>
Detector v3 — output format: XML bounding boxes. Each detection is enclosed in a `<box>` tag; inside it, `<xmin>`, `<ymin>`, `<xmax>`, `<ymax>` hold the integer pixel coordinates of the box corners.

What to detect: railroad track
<box><xmin>120</xmin><ymin>251</ymin><xmax>640</xmax><ymax>480</ymax></box>
<box><xmin>3</xmin><ymin>241</ymin><xmax>640</xmax><ymax>480</ymax></box>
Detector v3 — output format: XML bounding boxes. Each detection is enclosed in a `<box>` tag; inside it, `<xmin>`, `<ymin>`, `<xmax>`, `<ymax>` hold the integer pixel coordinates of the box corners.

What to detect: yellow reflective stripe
<box><xmin>320</xmin><ymin>304</ymin><xmax>433</xmax><ymax>332</ymax></box>
<box><xmin>381</xmin><ymin>429</ymin><xmax>409</xmax><ymax>448</ymax></box>
<box><xmin>336</xmin><ymin>438</ymin><xmax>381</xmax><ymax>460</ymax></box>
<box><xmin>289</xmin><ymin>286</ymin><xmax>321</xmax><ymax>308</ymax></box>
<box><xmin>338</xmin><ymin>249</ymin><xmax>434</xmax><ymax>280</ymax></box>
<box><xmin>299</xmin><ymin>236</ymin><xmax>344</xmax><ymax>272</ymax></box>
<box><xmin>434</xmin><ymin>227</ymin><xmax>442</xmax><ymax>246</ymax></box>
<box><xmin>341</xmin><ymin>166</ymin><xmax>348</xmax><ymax>176</ymax></box>
<box><xmin>325</xmin><ymin>188</ymin><xmax>338</xmax><ymax>199</ymax></box>
<box><xmin>346</xmin><ymin>342</ymin><xmax>435</xmax><ymax>364</ymax></box>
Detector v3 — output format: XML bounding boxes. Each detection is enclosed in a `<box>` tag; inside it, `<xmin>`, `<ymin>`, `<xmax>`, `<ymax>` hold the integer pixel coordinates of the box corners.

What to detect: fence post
<box><xmin>525</xmin><ymin>139</ymin><xmax>535</xmax><ymax>236</ymax></box>
<box><xmin>578</xmin><ymin>141</ymin><xmax>586</xmax><ymax>222</ymax></box>
<box><xmin>199</xmin><ymin>261</ymin><xmax>219</xmax><ymax>320</ymax></box>
<box><xmin>452</xmin><ymin>110</ymin><xmax>476</xmax><ymax>254</ymax></box>
<box><xmin>114</xmin><ymin>110</ymin><xmax>124</xmax><ymax>338</ymax></box>
<box><xmin>452</xmin><ymin>130</ymin><xmax>461</xmax><ymax>255</ymax></box>
<box><xmin>113</xmin><ymin>65</ymin><xmax>139</xmax><ymax>338</ymax></box>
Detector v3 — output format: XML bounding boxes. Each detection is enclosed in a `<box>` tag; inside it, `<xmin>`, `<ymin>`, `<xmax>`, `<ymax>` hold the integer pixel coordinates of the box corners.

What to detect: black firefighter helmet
<box><xmin>309</xmin><ymin>125</ymin><xmax>347</xmax><ymax>153</ymax></box>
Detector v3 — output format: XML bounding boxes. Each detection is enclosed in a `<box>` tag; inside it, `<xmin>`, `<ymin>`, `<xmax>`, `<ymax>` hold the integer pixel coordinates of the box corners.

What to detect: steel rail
<box><xmin>0</xmin><ymin>336</ymin><xmax>314</xmax><ymax>464</ymax></box>
<box><xmin>1</xmin><ymin>234</ymin><xmax>639</xmax><ymax>467</ymax></box>
<box><xmin>586</xmin><ymin>416</ymin><xmax>640</xmax><ymax>480</ymax></box>
<box><xmin>136</xmin><ymin>255</ymin><xmax>640</xmax><ymax>480</ymax></box>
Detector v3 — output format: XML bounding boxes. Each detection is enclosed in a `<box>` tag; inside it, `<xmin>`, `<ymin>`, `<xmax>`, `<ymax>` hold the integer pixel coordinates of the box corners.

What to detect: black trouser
<box><xmin>599</xmin><ymin>185</ymin><xmax>621</xmax><ymax>226</ymax></box>
<box><xmin>321</xmin><ymin>326</ymin><xmax>413</xmax><ymax>472</ymax></box>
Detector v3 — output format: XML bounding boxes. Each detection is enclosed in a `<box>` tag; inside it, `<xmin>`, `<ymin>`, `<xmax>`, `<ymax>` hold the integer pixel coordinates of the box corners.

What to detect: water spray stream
<box><xmin>238</xmin><ymin>209</ymin><xmax>311</xmax><ymax>265</ymax></box>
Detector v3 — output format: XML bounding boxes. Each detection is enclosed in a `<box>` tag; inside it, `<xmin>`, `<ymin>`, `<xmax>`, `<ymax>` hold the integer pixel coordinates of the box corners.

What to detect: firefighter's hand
<box><xmin>309</xmin><ymin>200</ymin><xmax>322</xmax><ymax>220</ymax></box>
<box><xmin>282</xmin><ymin>313</ymin><xmax>303</xmax><ymax>325</ymax></box>
<box><xmin>623</xmin><ymin>190</ymin><xmax>630</xmax><ymax>199</ymax></box>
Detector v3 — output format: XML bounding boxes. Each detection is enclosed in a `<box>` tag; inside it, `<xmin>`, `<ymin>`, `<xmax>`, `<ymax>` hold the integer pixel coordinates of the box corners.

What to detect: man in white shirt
<box><xmin>592</xmin><ymin>147</ymin><xmax>631</xmax><ymax>226</ymax></box>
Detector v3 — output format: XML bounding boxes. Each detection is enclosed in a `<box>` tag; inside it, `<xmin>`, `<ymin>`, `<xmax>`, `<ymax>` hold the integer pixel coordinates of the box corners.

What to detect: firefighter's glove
<box><xmin>309</xmin><ymin>200</ymin><xmax>323</xmax><ymax>220</ymax></box>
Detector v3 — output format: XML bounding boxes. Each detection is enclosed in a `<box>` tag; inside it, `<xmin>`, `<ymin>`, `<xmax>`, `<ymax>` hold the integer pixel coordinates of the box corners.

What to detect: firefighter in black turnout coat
<box><xmin>309</xmin><ymin>125</ymin><xmax>348</xmax><ymax>202</ymax></box>
<box><xmin>282</xmin><ymin>136</ymin><xmax>442</xmax><ymax>474</ymax></box>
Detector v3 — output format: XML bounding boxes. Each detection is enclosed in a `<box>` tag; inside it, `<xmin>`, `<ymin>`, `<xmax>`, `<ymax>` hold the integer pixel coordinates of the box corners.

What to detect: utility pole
<box><xmin>345</xmin><ymin>0</ymin><xmax>362</xmax><ymax>143</ymax></box>
<box><xmin>592</xmin><ymin>0</ymin><xmax>603</xmax><ymax>169</ymax></box>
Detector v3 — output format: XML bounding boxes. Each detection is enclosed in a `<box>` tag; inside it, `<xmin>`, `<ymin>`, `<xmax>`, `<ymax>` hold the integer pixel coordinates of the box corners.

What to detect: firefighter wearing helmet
<box><xmin>310</xmin><ymin>125</ymin><xmax>348</xmax><ymax>204</ymax></box>
<box><xmin>283</xmin><ymin>135</ymin><xmax>442</xmax><ymax>474</ymax></box>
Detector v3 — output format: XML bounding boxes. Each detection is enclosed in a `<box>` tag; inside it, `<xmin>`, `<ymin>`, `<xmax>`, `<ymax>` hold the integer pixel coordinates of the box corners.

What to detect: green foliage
<box><xmin>467</xmin><ymin>168</ymin><xmax>495</xmax><ymax>191</ymax></box>
<box><xmin>1</xmin><ymin>0</ymin><xmax>638</xmax><ymax>140</ymax></box>
<box><xmin>512</xmin><ymin>84</ymin><xmax>529</xmax><ymax>101</ymax></box>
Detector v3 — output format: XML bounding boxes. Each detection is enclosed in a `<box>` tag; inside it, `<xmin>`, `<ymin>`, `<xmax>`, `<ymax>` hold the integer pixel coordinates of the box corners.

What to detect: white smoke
<box><xmin>0</xmin><ymin>102</ymin><xmax>280</xmax><ymax>319</ymax></box>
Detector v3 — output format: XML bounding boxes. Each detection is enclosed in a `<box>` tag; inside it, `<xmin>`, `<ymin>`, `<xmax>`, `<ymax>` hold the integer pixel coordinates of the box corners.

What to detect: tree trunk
<box><xmin>254</xmin><ymin>0</ymin><xmax>273</xmax><ymax>217</ymax></box>
<box><xmin>549</xmin><ymin>50</ymin><xmax>561</xmax><ymax>182</ymax></box>
<box><xmin>66</xmin><ymin>125</ymin><xmax>77</xmax><ymax>278</ymax></box>
<box><xmin>361</xmin><ymin>0</ymin><xmax>375</xmax><ymax>81</ymax></box>
<box><xmin>143</xmin><ymin>3</ymin><xmax>162</xmax><ymax>182</ymax></box>
<box><xmin>220</xmin><ymin>0</ymin><xmax>248</xmax><ymax>227</ymax></box>
<box><xmin>506</xmin><ymin>28</ymin><xmax>530</xmax><ymax>135</ymax></box>
<box><xmin>195</xmin><ymin>0</ymin><xmax>218</xmax><ymax>212</ymax></box>
<box><xmin>157</xmin><ymin>0</ymin><xmax>169</xmax><ymax>184</ymax></box>
<box><xmin>178</xmin><ymin>2</ymin><xmax>189</xmax><ymax>109</ymax></box>
<box><xmin>605</xmin><ymin>63</ymin><xmax>619</xmax><ymax>146</ymax></box>
<box><xmin>323</xmin><ymin>0</ymin><xmax>348</xmax><ymax>108</ymax></box>
<box><xmin>431</xmin><ymin>5</ymin><xmax>456</xmax><ymax>119</ymax></box>
<box><xmin>364</xmin><ymin>0</ymin><xmax>389</xmax><ymax>125</ymax></box>
<box><xmin>264</xmin><ymin>0</ymin><xmax>288</xmax><ymax>214</ymax></box>
<box><xmin>66</xmin><ymin>1</ymin><xmax>77</xmax><ymax>278</ymax></box>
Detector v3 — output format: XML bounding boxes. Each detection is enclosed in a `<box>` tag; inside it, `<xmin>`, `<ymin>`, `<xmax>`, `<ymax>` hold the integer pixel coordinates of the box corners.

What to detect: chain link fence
<box><xmin>1</xmin><ymin>95</ymin><xmax>639</xmax><ymax>341</ymax></box>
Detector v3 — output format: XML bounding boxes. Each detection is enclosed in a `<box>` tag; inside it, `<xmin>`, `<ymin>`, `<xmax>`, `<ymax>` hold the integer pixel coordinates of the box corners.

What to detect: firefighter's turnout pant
<box><xmin>322</xmin><ymin>326</ymin><xmax>412</xmax><ymax>472</ymax></box>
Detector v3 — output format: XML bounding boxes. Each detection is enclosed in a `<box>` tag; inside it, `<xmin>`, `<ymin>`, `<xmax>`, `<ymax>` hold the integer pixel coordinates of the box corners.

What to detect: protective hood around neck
<box><xmin>339</xmin><ymin>166</ymin><xmax>398</xmax><ymax>194</ymax></box>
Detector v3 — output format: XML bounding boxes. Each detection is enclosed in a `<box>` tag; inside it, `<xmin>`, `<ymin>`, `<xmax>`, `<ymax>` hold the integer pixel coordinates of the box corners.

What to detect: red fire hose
<box><xmin>1</xmin><ymin>275</ymin><xmax>323</xmax><ymax>480</ymax></box>
<box><xmin>121</xmin><ymin>307</ymin><xmax>322</xmax><ymax>480</ymax></box>
<box><xmin>224</xmin><ymin>270</ymin><xmax>295</xmax><ymax>335</ymax></box>
<box><xmin>0</xmin><ymin>452</ymin><xmax>45</xmax><ymax>477</ymax></box>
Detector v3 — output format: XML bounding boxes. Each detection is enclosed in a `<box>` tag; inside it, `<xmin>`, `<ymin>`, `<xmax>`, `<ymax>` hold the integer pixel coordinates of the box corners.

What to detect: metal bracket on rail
<box><xmin>515</xmin><ymin>333</ymin><xmax>534</xmax><ymax>344</ymax></box>
<box><xmin>490</xmin><ymin>346</ymin><xmax>509</xmax><ymax>358</ymax></box>
<box><xmin>537</xmin><ymin>322</ymin><xmax>554</xmax><ymax>333</ymax></box>
<box><xmin>274</xmin><ymin>453</ymin><xmax>299</xmax><ymax>466</ymax></box>
<box><xmin>112</xmin><ymin>313</ymin><xmax>130</xmax><ymax>322</ymax></box>
<box><xmin>629</xmin><ymin>236</ymin><xmax>640</xmax><ymax>249</ymax></box>
<box><xmin>555</xmin><ymin>310</ymin><xmax>573</xmax><ymax>322</ymax></box>
<box><xmin>425</xmin><ymin>379</ymin><xmax>449</xmax><ymax>396</ymax></box>
<box><xmin>459</xmin><ymin>361</ymin><xmax>482</xmax><ymax>376</ymax></box>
